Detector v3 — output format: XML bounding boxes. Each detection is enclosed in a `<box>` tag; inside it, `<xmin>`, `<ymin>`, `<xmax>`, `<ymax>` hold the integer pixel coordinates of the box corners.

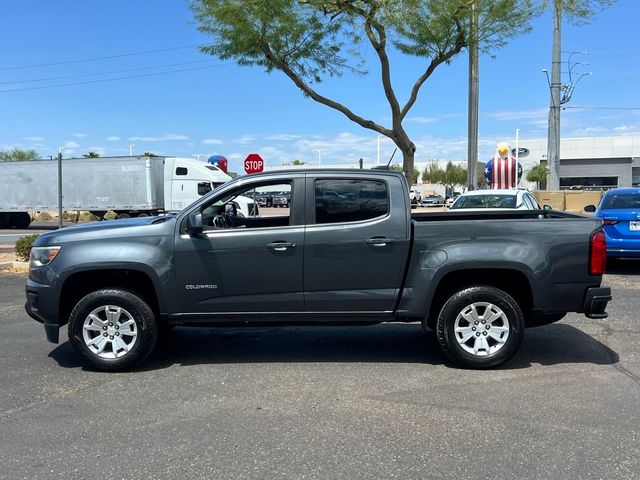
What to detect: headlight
<box><xmin>29</xmin><ymin>246</ymin><xmax>61</xmax><ymax>267</ymax></box>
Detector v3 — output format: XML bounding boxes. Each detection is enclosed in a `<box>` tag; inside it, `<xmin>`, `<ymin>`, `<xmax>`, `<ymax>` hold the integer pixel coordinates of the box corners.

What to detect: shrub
<box><xmin>34</xmin><ymin>212</ymin><xmax>52</xmax><ymax>221</ymax></box>
<box><xmin>15</xmin><ymin>234</ymin><xmax>40</xmax><ymax>262</ymax></box>
<box><xmin>78</xmin><ymin>211</ymin><xmax>98</xmax><ymax>222</ymax></box>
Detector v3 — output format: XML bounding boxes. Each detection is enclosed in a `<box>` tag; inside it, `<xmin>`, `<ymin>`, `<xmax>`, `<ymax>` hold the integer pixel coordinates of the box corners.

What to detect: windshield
<box><xmin>451</xmin><ymin>194</ymin><xmax>517</xmax><ymax>209</ymax></box>
<box><xmin>601</xmin><ymin>193</ymin><xmax>640</xmax><ymax>210</ymax></box>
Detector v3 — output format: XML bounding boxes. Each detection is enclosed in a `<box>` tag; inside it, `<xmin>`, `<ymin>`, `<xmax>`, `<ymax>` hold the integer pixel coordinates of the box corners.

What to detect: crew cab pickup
<box><xmin>25</xmin><ymin>170</ymin><xmax>611</xmax><ymax>371</ymax></box>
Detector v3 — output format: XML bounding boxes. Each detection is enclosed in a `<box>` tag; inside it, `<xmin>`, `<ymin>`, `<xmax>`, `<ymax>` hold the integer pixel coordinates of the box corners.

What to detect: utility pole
<box><xmin>467</xmin><ymin>0</ymin><xmax>479</xmax><ymax>191</ymax></box>
<box><xmin>547</xmin><ymin>0</ymin><xmax>562</xmax><ymax>190</ymax></box>
<box><xmin>129</xmin><ymin>144</ymin><xmax>136</xmax><ymax>156</ymax></box>
<box><xmin>57</xmin><ymin>148</ymin><xmax>63</xmax><ymax>229</ymax></box>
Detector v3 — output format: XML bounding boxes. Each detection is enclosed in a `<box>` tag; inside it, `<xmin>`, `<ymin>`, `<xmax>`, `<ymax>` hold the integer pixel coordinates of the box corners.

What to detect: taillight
<box><xmin>589</xmin><ymin>230</ymin><xmax>607</xmax><ymax>276</ymax></box>
<box><xmin>602</xmin><ymin>219</ymin><xmax>619</xmax><ymax>225</ymax></box>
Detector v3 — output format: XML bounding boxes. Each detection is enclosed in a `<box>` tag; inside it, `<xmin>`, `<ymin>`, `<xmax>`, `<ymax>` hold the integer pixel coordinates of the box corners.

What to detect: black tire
<box><xmin>116</xmin><ymin>213</ymin><xmax>131</xmax><ymax>220</ymax></box>
<box><xmin>10</xmin><ymin>212</ymin><xmax>31</xmax><ymax>228</ymax></box>
<box><xmin>68</xmin><ymin>289</ymin><xmax>159</xmax><ymax>372</ymax></box>
<box><xmin>436</xmin><ymin>286</ymin><xmax>524</xmax><ymax>369</ymax></box>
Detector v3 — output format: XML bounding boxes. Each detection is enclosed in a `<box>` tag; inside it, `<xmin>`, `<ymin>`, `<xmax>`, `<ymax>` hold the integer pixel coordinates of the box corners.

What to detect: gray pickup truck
<box><xmin>25</xmin><ymin>169</ymin><xmax>611</xmax><ymax>371</ymax></box>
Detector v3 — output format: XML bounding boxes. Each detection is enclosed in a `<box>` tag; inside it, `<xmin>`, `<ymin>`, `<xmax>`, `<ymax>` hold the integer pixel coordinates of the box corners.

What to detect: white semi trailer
<box><xmin>0</xmin><ymin>156</ymin><xmax>240</xmax><ymax>228</ymax></box>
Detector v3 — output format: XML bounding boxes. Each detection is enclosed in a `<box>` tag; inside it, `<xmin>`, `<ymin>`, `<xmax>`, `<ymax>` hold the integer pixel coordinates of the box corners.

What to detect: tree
<box><xmin>0</xmin><ymin>148</ymin><xmax>40</xmax><ymax>161</ymax></box>
<box><xmin>143</xmin><ymin>152</ymin><xmax>157</xmax><ymax>157</ymax></box>
<box><xmin>83</xmin><ymin>152</ymin><xmax>100</xmax><ymax>158</ymax></box>
<box><xmin>291</xmin><ymin>159</ymin><xmax>306</xmax><ymax>165</ymax></box>
<box><xmin>422</xmin><ymin>161</ymin><xmax>444</xmax><ymax>184</ymax></box>
<box><xmin>192</xmin><ymin>0</ymin><xmax>535</xmax><ymax>181</ymax></box>
<box><xmin>526</xmin><ymin>163</ymin><xmax>548</xmax><ymax>190</ymax></box>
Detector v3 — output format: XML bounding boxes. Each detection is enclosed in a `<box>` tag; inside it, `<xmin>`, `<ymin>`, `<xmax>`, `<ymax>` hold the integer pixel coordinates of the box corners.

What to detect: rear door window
<box><xmin>314</xmin><ymin>179</ymin><xmax>388</xmax><ymax>224</ymax></box>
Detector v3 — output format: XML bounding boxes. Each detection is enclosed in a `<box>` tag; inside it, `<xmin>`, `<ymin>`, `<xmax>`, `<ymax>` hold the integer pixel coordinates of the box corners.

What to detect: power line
<box><xmin>563</xmin><ymin>106</ymin><xmax>640</xmax><ymax>110</ymax></box>
<box><xmin>0</xmin><ymin>44</ymin><xmax>202</xmax><ymax>71</ymax></box>
<box><xmin>0</xmin><ymin>63</ymin><xmax>233</xmax><ymax>93</ymax></box>
<box><xmin>0</xmin><ymin>59</ymin><xmax>218</xmax><ymax>85</ymax></box>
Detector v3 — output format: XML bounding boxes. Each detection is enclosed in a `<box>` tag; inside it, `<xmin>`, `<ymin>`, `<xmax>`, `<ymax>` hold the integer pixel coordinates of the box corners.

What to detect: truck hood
<box><xmin>34</xmin><ymin>216</ymin><xmax>176</xmax><ymax>246</ymax></box>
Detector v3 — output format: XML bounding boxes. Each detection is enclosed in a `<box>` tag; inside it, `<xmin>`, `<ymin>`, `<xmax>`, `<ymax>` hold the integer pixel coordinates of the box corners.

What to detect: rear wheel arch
<box><xmin>426</xmin><ymin>268</ymin><xmax>534</xmax><ymax>328</ymax></box>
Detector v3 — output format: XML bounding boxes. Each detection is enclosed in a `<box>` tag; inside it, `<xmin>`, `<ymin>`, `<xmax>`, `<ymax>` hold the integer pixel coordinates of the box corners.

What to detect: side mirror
<box><xmin>584</xmin><ymin>204</ymin><xmax>596</xmax><ymax>213</ymax></box>
<box><xmin>543</xmin><ymin>204</ymin><xmax>553</xmax><ymax>211</ymax></box>
<box><xmin>187</xmin><ymin>211</ymin><xmax>203</xmax><ymax>236</ymax></box>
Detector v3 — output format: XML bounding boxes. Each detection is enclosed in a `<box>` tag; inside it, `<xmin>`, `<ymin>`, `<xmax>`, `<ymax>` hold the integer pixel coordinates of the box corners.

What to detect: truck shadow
<box><xmin>48</xmin><ymin>323</ymin><xmax>618</xmax><ymax>371</ymax></box>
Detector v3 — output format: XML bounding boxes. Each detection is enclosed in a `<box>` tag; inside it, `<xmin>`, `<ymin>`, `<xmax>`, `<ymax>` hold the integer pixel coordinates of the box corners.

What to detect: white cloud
<box><xmin>486</xmin><ymin>108</ymin><xmax>548</xmax><ymax>123</ymax></box>
<box><xmin>128</xmin><ymin>133</ymin><xmax>189</xmax><ymax>142</ymax></box>
<box><xmin>72</xmin><ymin>132</ymin><xmax>87</xmax><ymax>138</ymax></box>
<box><xmin>406</xmin><ymin>116</ymin><xmax>438</xmax><ymax>124</ymax></box>
<box><xmin>264</xmin><ymin>134</ymin><xmax>301</xmax><ymax>141</ymax></box>
<box><xmin>571</xmin><ymin>126</ymin><xmax>608</xmax><ymax>135</ymax></box>
<box><xmin>23</xmin><ymin>136</ymin><xmax>45</xmax><ymax>141</ymax></box>
<box><xmin>232</xmin><ymin>135</ymin><xmax>256</xmax><ymax>145</ymax></box>
<box><xmin>613</xmin><ymin>125</ymin><xmax>638</xmax><ymax>133</ymax></box>
<box><xmin>106</xmin><ymin>136</ymin><xmax>121</xmax><ymax>141</ymax></box>
<box><xmin>203</xmin><ymin>138</ymin><xmax>223</xmax><ymax>145</ymax></box>
<box><xmin>63</xmin><ymin>141</ymin><xmax>80</xmax><ymax>149</ymax></box>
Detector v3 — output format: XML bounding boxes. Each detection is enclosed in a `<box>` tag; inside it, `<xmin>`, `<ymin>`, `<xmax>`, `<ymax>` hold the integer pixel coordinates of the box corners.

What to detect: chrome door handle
<box><xmin>266</xmin><ymin>241</ymin><xmax>296</xmax><ymax>251</ymax></box>
<box><xmin>366</xmin><ymin>237</ymin><xmax>395</xmax><ymax>247</ymax></box>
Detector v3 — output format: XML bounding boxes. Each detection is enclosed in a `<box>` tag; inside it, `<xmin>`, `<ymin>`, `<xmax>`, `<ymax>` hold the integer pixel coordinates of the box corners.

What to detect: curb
<box><xmin>0</xmin><ymin>261</ymin><xmax>29</xmax><ymax>270</ymax></box>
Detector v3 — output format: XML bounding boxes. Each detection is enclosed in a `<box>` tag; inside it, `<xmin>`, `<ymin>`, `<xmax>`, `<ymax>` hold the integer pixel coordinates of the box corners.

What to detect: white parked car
<box><xmin>449</xmin><ymin>189</ymin><xmax>541</xmax><ymax>211</ymax></box>
<box><xmin>409</xmin><ymin>189</ymin><xmax>422</xmax><ymax>205</ymax></box>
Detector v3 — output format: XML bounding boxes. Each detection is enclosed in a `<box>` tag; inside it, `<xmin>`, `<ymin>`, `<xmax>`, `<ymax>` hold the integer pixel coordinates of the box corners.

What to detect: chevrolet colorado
<box><xmin>25</xmin><ymin>170</ymin><xmax>611</xmax><ymax>371</ymax></box>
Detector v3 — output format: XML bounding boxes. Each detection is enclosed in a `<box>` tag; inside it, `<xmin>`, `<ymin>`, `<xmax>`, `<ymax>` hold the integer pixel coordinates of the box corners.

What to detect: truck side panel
<box><xmin>399</xmin><ymin>217</ymin><xmax>604</xmax><ymax>318</ymax></box>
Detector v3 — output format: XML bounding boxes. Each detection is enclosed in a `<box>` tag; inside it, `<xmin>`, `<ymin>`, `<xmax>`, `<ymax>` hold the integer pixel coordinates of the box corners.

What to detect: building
<box><xmin>522</xmin><ymin>135</ymin><xmax>640</xmax><ymax>189</ymax></box>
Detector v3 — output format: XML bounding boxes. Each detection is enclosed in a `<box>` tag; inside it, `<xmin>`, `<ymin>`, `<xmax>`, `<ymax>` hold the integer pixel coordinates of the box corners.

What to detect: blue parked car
<box><xmin>585</xmin><ymin>187</ymin><xmax>640</xmax><ymax>258</ymax></box>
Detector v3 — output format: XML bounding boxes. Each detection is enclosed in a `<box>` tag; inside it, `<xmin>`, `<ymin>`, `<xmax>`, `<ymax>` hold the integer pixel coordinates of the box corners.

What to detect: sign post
<box><xmin>244</xmin><ymin>153</ymin><xmax>264</xmax><ymax>175</ymax></box>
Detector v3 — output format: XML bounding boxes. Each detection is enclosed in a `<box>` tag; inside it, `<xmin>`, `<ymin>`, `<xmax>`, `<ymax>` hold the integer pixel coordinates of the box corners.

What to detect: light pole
<box><xmin>193</xmin><ymin>154</ymin><xmax>203</xmax><ymax>161</ymax></box>
<box><xmin>57</xmin><ymin>147</ymin><xmax>63</xmax><ymax>229</ymax></box>
<box><xmin>129</xmin><ymin>144</ymin><xmax>136</xmax><ymax>156</ymax></box>
<box><xmin>377</xmin><ymin>135</ymin><xmax>383</xmax><ymax>166</ymax></box>
<box><xmin>313</xmin><ymin>148</ymin><xmax>327</xmax><ymax>167</ymax></box>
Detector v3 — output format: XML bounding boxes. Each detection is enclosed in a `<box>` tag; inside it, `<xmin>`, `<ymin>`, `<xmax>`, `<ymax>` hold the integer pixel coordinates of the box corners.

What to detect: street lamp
<box><xmin>313</xmin><ymin>148</ymin><xmax>327</xmax><ymax>167</ymax></box>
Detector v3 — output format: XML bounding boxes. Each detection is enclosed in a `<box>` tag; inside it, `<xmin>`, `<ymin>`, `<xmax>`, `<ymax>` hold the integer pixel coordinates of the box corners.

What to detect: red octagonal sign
<box><xmin>244</xmin><ymin>153</ymin><xmax>264</xmax><ymax>174</ymax></box>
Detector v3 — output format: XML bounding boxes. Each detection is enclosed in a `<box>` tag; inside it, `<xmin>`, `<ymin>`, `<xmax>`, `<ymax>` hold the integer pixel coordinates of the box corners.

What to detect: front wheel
<box><xmin>68</xmin><ymin>289</ymin><xmax>159</xmax><ymax>371</ymax></box>
<box><xmin>436</xmin><ymin>286</ymin><xmax>524</xmax><ymax>369</ymax></box>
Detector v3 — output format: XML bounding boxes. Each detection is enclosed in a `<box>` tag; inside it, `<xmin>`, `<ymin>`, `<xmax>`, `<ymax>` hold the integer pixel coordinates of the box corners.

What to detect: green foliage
<box><xmin>0</xmin><ymin>148</ymin><xmax>40</xmax><ymax>161</ymax></box>
<box><xmin>423</xmin><ymin>161</ymin><xmax>466</xmax><ymax>187</ymax></box>
<box><xmin>83</xmin><ymin>152</ymin><xmax>100</xmax><ymax>158</ymax></box>
<box><xmin>15</xmin><ymin>234</ymin><xmax>40</xmax><ymax>262</ymax></box>
<box><xmin>526</xmin><ymin>163</ymin><xmax>548</xmax><ymax>189</ymax></box>
<box><xmin>291</xmin><ymin>159</ymin><xmax>306</xmax><ymax>165</ymax></box>
<box><xmin>143</xmin><ymin>152</ymin><xmax>157</xmax><ymax>157</ymax></box>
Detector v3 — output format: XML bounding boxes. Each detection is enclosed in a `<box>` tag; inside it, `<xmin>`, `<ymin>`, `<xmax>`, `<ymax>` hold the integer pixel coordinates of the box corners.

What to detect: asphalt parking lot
<box><xmin>1</xmin><ymin>262</ymin><xmax>639</xmax><ymax>480</ymax></box>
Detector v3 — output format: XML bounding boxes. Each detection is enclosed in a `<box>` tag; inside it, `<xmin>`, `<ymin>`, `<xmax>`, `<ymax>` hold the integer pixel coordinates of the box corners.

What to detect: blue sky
<box><xmin>1</xmin><ymin>0</ymin><xmax>638</xmax><ymax>173</ymax></box>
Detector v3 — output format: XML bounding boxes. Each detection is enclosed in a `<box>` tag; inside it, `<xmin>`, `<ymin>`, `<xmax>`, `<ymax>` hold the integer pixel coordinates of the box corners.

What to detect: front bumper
<box><xmin>25</xmin><ymin>278</ymin><xmax>60</xmax><ymax>343</ymax></box>
<box><xmin>583</xmin><ymin>286</ymin><xmax>612</xmax><ymax>319</ymax></box>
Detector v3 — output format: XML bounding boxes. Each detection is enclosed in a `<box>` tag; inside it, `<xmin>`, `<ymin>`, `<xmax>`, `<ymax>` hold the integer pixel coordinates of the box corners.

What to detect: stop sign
<box><xmin>244</xmin><ymin>153</ymin><xmax>264</xmax><ymax>174</ymax></box>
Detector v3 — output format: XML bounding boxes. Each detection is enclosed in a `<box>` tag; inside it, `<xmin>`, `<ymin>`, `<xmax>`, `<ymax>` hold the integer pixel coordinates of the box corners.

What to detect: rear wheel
<box><xmin>436</xmin><ymin>286</ymin><xmax>524</xmax><ymax>369</ymax></box>
<box><xmin>68</xmin><ymin>289</ymin><xmax>159</xmax><ymax>371</ymax></box>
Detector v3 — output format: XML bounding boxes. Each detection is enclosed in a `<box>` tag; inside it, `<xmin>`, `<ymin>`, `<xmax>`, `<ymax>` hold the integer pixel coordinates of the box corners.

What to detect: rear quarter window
<box><xmin>315</xmin><ymin>179</ymin><xmax>388</xmax><ymax>224</ymax></box>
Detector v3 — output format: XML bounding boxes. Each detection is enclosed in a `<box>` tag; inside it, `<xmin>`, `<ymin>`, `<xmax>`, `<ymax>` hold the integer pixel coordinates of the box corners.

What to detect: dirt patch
<box><xmin>0</xmin><ymin>252</ymin><xmax>17</xmax><ymax>263</ymax></box>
